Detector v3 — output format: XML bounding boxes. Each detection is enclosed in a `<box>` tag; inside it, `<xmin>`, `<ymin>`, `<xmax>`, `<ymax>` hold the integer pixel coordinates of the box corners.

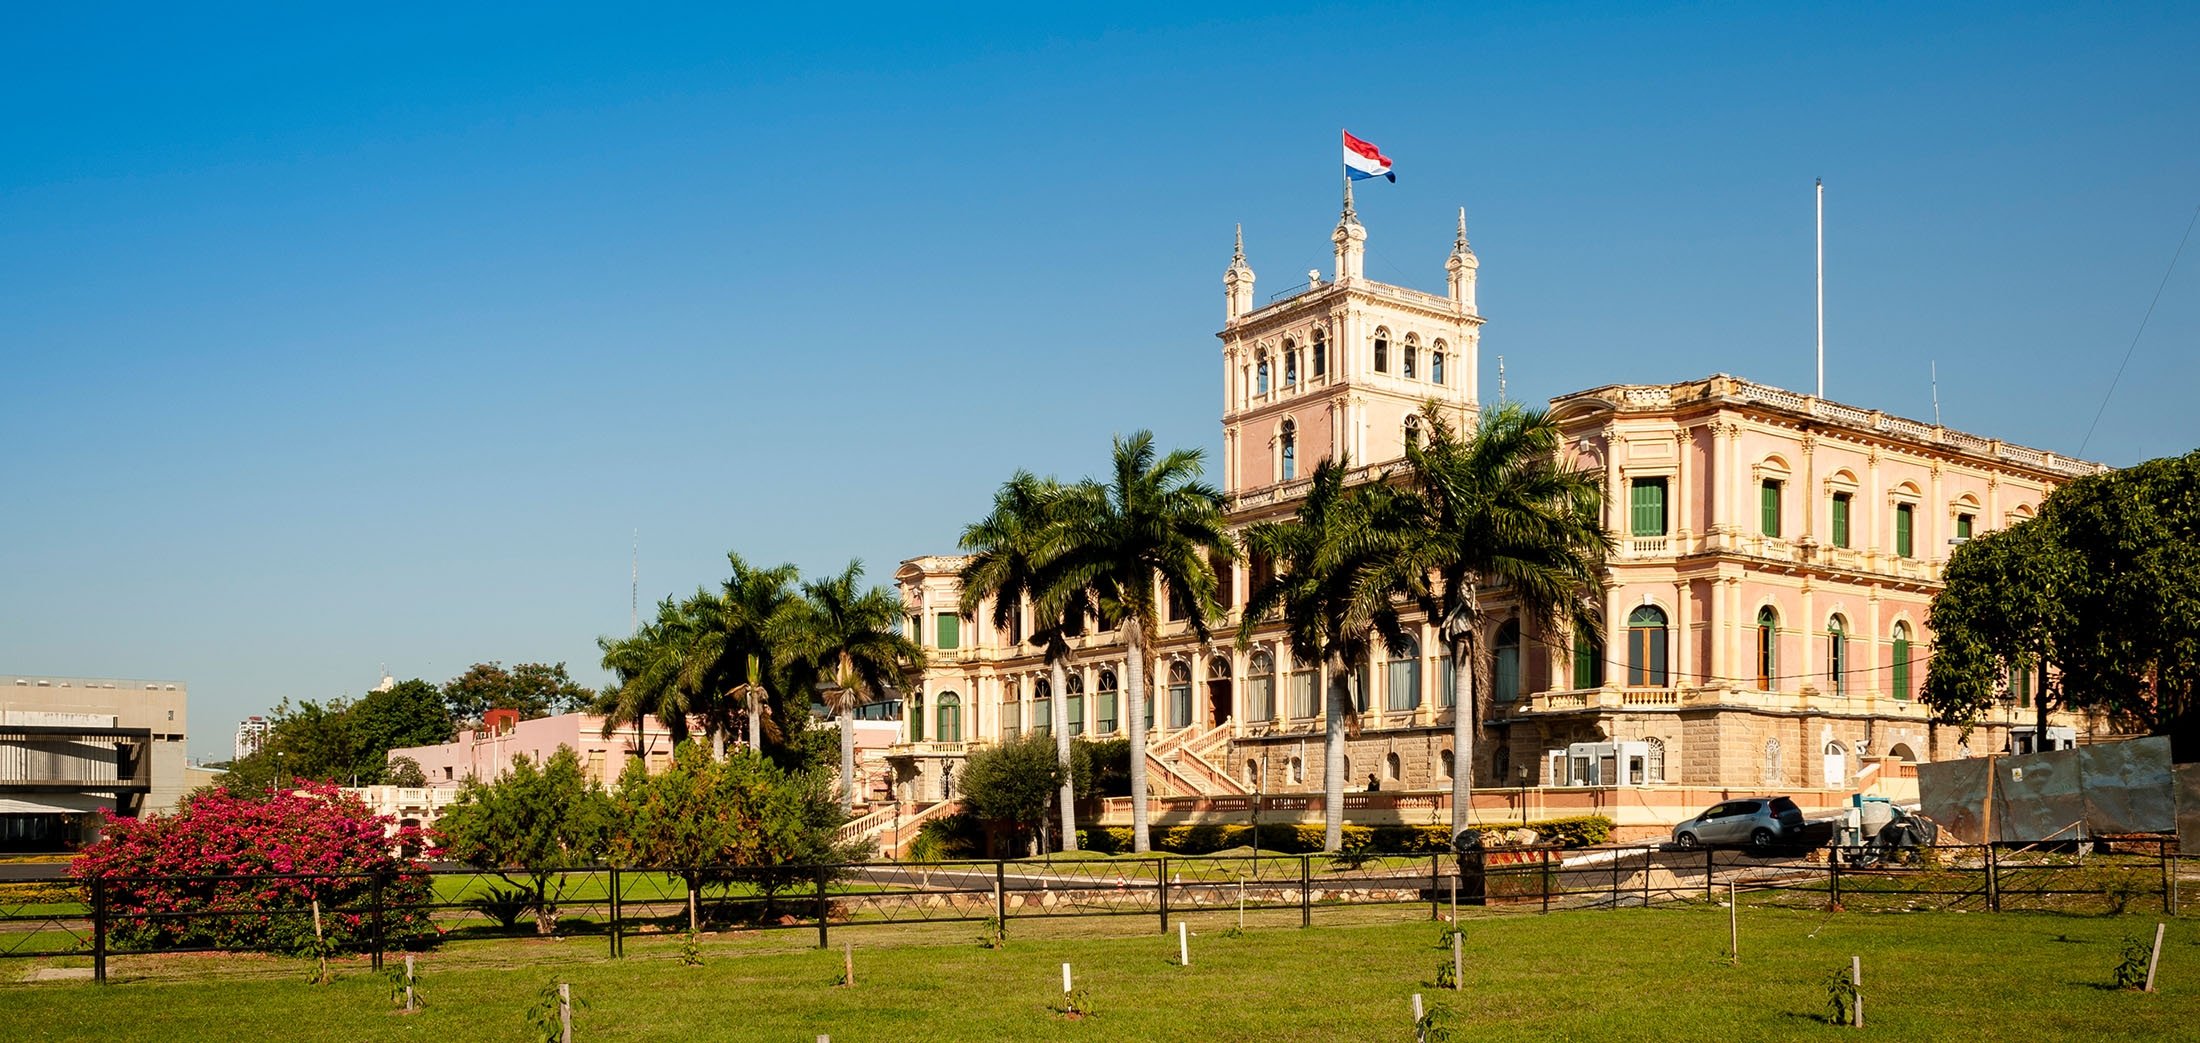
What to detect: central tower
<box><xmin>1216</xmin><ymin>190</ymin><xmax>1484</xmax><ymax>500</ymax></box>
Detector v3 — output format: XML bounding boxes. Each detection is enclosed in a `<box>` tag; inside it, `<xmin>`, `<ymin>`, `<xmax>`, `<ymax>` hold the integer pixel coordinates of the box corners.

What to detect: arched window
<box><xmin>1494</xmin><ymin>620</ymin><xmax>1522</xmax><ymax>702</ymax></box>
<box><xmin>1289</xmin><ymin>756</ymin><xmax>1305</xmax><ymax>784</ymax></box>
<box><xmin>1887</xmin><ymin>742</ymin><xmax>1918</xmax><ymax>763</ymax></box>
<box><xmin>1431</xmin><ymin>347</ymin><xmax>1446</xmax><ymax>385</ymax></box>
<box><xmin>1573</xmin><ymin>633</ymin><xmax>1605</xmax><ymax>689</ymax></box>
<box><xmin>1001</xmin><ymin>679</ymin><xmax>1021</xmax><ymax>742</ymax></box>
<box><xmin>1256</xmin><ymin>351</ymin><xmax>1270</xmax><ymax>395</ymax></box>
<box><xmin>1065</xmin><ymin>673</ymin><xmax>1085</xmax><ymax>737</ymax></box>
<box><xmin>1891</xmin><ymin>622</ymin><xmax>1913</xmax><ymax>701</ymax></box>
<box><xmin>936</xmin><ymin>692</ymin><xmax>962</xmax><ymax>743</ymax></box>
<box><xmin>1384</xmin><ymin>752</ymin><xmax>1402</xmax><ymax>781</ymax></box>
<box><xmin>1626</xmin><ymin>605</ymin><xmax>1669</xmax><ymax>687</ymax></box>
<box><xmin>1282</xmin><ymin>338</ymin><xmax>1297</xmax><ymax>386</ymax></box>
<box><xmin>909</xmin><ymin>690</ymin><xmax>925</xmax><ymax>743</ymax></box>
<box><xmin>1374</xmin><ymin>331</ymin><xmax>1390</xmax><ymax>373</ymax></box>
<box><xmin>1403</xmin><ymin>341</ymin><xmax>1418</xmax><ymax>379</ymax></box>
<box><xmin>1645</xmin><ymin>736</ymin><xmax>1667</xmax><ymax>782</ymax></box>
<box><xmin>1168</xmin><ymin>660</ymin><xmax>1193</xmax><ymax>730</ymax></box>
<box><xmin>1826</xmin><ymin>616</ymin><xmax>1848</xmax><ymax>695</ymax></box>
<box><xmin>1280</xmin><ymin>419</ymin><xmax>1297</xmax><ymax>480</ymax></box>
<box><xmin>1096</xmin><ymin>669</ymin><xmax>1119</xmax><ymax>734</ymax></box>
<box><xmin>1385</xmin><ymin>634</ymin><xmax>1422</xmax><ymax>711</ymax></box>
<box><xmin>1440</xmin><ymin>749</ymin><xmax>1455</xmax><ymax>779</ymax></box>
<box><xmin>1755</xmin><ymin>606</ymin><xmax>1778</xmax><ymax>691</ymax></box>
<box><xmin>1247</xmin><ymin>650</ymin><xmax>1275</xmax><ymax>722</ymax></box>
<box><xmin>1244</xmin><ymin>760</ymin><xmax>1260</xmax><ymax>785</ymax></box>
<box><xmin>1763</xmin><ymin>739</ymin><xmax>1783</xmax><ymax>786</ymax></box>
<box><xmin>1312</xmin><ymin>329</ymin><xmax>1327</xmax><ymax>377</ymax></box>
<box><xmin>1822</xmin><ymin>740</ymin><xmax>1848</xmax><ymax>787</ymax></box>
<box><xmin>1404</xmin><ymin>414</ymin><xmax>1422</xmax><ymax>451</ymax></box>
<box><xmin>1032</xmin><ymin>678</ymin><xmax>1052</xmax><ymax>738</ymax></box>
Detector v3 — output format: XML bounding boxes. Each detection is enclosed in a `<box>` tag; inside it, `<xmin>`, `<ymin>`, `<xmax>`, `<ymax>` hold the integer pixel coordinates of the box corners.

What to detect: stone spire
<box><xmin>1332</xmin><ymin>173</ymin><xmax>1366</xmax><ymax>282</ymax></box>
<box><xmin>1224</xmin><ymin>223</ymin><xmax>1256</xmax><ymax>321</ymax></box>
<box><xmin>1446</xmin><ymin>206</ymin><xmax>1479</xmax><ymax>314</ymax></box>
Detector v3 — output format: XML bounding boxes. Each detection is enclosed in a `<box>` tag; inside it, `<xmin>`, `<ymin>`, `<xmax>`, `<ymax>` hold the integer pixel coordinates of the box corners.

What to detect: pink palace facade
<box><xmin>883</xmin><ymin>192</ymin><xmax>2113</xmax><ymax>832</ymax></box>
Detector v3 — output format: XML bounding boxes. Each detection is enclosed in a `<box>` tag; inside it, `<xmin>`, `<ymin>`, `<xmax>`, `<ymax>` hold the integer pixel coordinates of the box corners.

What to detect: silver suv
<box><xmin>1671</xmin><ymin>796</ymin><xmax>1805</xmax><ymax>851</ymax></box>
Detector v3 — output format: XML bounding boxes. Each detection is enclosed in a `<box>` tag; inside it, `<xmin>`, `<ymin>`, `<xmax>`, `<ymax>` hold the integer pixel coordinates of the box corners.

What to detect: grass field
<box><xmin>4</xmin><ymin>901</ymin><xmax>2194</xmax><ymax>1041</ymax></box>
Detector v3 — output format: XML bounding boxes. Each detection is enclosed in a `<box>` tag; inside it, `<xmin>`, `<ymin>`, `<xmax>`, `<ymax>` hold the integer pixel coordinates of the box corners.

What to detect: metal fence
<box><xmin>1</xmin><ymin>839</ymin><xmax>2182</xmax><ymax>984</ymax></box>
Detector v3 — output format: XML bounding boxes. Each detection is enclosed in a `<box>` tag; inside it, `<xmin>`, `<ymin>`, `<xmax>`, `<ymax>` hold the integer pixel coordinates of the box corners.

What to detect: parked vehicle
<box><xmin>1671</xmin><ymin>796</ymin><xmax>1807</xmax><ymax>851</ymax></box>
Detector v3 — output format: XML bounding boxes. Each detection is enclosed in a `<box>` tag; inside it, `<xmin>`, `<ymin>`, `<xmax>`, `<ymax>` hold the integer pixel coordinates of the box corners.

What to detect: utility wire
<box><xmin>2078</xmin><ymin>204</ymin><xmax>2200</xmax><ymax>456</ymax></box>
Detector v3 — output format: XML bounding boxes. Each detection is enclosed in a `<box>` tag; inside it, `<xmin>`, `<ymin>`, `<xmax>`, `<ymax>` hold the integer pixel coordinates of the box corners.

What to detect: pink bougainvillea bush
<box><xmin>69</xmin><ymin>783</ymin><xmax>436</xmax><ymax>955</ymax></box>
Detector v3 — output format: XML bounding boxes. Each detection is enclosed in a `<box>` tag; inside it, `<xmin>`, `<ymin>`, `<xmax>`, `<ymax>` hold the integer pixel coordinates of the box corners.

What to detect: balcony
<box><xmin>1521</xmin><ymin>687</ymin><xmax>1680</xmax><ymax>713</ymax></box>
<box><xmin>886</xmin><ymin>740</ymin><xmax>977</xmax><ymax>759</ymax></box>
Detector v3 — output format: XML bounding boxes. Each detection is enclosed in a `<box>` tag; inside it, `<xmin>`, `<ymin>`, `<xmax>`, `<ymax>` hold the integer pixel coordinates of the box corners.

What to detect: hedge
<box><xmin>1075</xmin><ymin>815</ymin><xmax>1612</xmax><ymax>855</ymax></box>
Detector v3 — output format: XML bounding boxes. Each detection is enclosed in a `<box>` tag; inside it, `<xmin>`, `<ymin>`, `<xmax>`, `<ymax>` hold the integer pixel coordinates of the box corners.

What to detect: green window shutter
<box><xmin>936</xmin><ymin>614</ymin><xmax>959</xmax><ymax>650</ymax></box>
<box><xmin>1630</xmin><ymin>479</ymin><xmax>1667</xmax><ymax>537</ymax></box>
<box><xmin>1831</xmin><ymin>494</ymin><xmax>1850</xmax><ymax>548</ymax></box>
<box><xmin>1956</xmin><ymin>514</ymin><xmax>1973</xmax><ymax>540</ymax></box>
<box><xmin>1760</xmin><ymin>480</ymin><xmax>1781</xmax><ymax>537</ymax></box>
<box><xmin>1895</xmin><ymin>505</ymin><xmax>1914</xmax><ymax>557</ymax></box>
<box><xmin>1891</xmin><ymin>638</ymin><xmax>1911</xmax><ymax>700</ymax></box>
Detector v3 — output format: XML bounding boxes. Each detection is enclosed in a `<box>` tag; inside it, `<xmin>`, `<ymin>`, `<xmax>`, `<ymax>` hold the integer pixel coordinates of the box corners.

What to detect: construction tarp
<box><xmin>1918</xmin><ymin>736</ymin><xmax>2176</xmax><ymax>843</ymax></box>
<box><xmin>2178</xmin><ymin>763</ymin><xmax>2200</xmax><ymax>851</ymax></box>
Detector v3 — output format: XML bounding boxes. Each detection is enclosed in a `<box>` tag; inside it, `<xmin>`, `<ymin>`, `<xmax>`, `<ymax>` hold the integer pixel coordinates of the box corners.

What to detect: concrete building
<box><xmin>1</xmin><ymin>675</ymin><xmax>188</xmax><ymax>851</ymax></box>
<box><xmin>233</xmin><ymin>715</ymin><xmax>269</xmax><ymax>762</ymax></box>
<box><xmin>885</xmin><ymin>196</ymin><xmax>2113</xmax><ymax>837</ymax></box>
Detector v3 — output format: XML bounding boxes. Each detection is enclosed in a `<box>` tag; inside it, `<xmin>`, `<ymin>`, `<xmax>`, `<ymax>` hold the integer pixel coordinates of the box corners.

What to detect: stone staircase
<box><xmin>837</xmin><ymin>799</ymin><xmax>960</xmax><ymax>858</ymax></box>
<box><xmin>1143</xmin><ymin>720</ymin><xmax>1247</xmax><ymax>797</ymax></box>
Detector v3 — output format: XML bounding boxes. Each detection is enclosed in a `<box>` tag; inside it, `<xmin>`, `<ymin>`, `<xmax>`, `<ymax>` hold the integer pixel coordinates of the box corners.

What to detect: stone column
<box><xmin>1672</xmin><ymin>579</ymin><xmax>1693</xmax><ymax>687</ymax></box>
<box><xmin>1674</xmin><ymin>427</ymin><xmax>1693</xmax><ymax>541</ymax></box>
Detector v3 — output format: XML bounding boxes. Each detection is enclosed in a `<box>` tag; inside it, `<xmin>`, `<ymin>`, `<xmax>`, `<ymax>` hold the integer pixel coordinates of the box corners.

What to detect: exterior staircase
<box><xmin>837</xmin><ymin>799</ymin><xmax>960</xmax><ymax>858</ymax></box>
<box><xmin>1142</xmin><ymin>720</ymin><xmax>1248</xmax><ymax>797</ymax></box>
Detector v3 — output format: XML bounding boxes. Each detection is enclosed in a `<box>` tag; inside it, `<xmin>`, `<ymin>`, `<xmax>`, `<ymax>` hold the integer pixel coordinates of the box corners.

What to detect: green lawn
<box><xmin>4</xmin><ymin>903</ymin><xmax>2194</xmax><ymax>1041</ymax></box>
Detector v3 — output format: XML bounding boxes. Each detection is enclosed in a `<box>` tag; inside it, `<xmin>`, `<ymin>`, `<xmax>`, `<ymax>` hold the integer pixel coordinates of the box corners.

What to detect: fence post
<box><xmin>1430</xmin><ymin>855</ymin><xmax>1441</xmax><ymax>921</ymax></box>
<box><xmin>995</xmin><ymin>860</ymin><xmax>1008</xmax><ymax>936</ymax></box>
<box><xmin>2162</xmin><ymin>839</ymin><xmax>2175</xmax><ymax>916</ymax></box>
<box><xmin>1829</xmin><ymin>845</ymin><xmax>1841</xmax><ymax>907</ymax></box>
<box><xmin>1541</xmin><ymin>848</ymin><xmax>1552</xmax><ymax>914</ymax></box>
<box><xmin>1705</xmin><ymin>847</ymin><xmax>1714</xmax><ymax>901</ymax></box>
<box><xmin>1986</xmin><ymin>844</ymin><xmax>2000</xmax><ymax>913</ymax></box>
<box><xmin>370</xmin><ymin>871</ymin><xmax>386</xmax><ymax>972</ymax></box>
<box><xmin>91</xmin><ymin>875</ymin><xmax>107</xmax><ymax>986</ymax></box>
<box><xmin>1642</xmin><ymin>846</ymin><xmax>1651</xmax><ymax>906</ymax></box>
<box><xmin>1158</xmin><ymin>857</ymin><xmax>1171</xmax><ymax>934</ymax></box>
<box><xmin>609</xmin><ymin>866</ymin><xmax>622</xmax><ymax>959</ymax></box>
<box><xmin>1610</xmin><ymin>852</ymin><xmax>1620</xmax><ymax>908</ymax></box>
<box><xmin>1300</xmin><ymin>855</ymin><xmax>1311</xmax><ymax>928</ymax></box>
<box><xmin>815</xmin><ymin>864</ymin><xmax>830</xmax><ymax>948</ymax></box>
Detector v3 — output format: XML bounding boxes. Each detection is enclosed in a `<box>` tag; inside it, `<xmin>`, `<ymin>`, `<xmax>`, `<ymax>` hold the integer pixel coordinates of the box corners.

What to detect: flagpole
<box><xmin>1816</xmin><ymin>177</ymin><xmax>1824</xmax><ymax>399</ymax></box>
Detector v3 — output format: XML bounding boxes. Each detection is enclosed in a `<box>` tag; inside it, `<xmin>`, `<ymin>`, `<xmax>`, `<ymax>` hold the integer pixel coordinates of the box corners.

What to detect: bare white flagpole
<box><xmin>1816</xmin><ymin>178</ymin><xmax>1825</xmax><ymax>399</ymax></box>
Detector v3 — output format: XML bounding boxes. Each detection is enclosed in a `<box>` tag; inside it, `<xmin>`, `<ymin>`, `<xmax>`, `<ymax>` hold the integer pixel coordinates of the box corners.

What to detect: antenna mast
<box><xmin>630</xmin><ymin>529</ymin><xmax>639</xmax><ymax>636</ymax></box>
<box><xmin>1496</xmin><ymin>355</ymin><xmax>1507</xmax><ymax>404</ymax></box>
<box><xmin>1931</xmin><ymin>360</ymin><xmax>1941</xmax><ymax>426</ymax></box>
<box><xmin>1815</xmin><ymin>178</ymin><xmax>1825</xmax><ymax>399</ymax></box>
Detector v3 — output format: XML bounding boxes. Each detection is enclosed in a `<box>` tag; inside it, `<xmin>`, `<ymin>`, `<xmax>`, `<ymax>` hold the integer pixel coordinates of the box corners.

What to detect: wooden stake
<box><xmin>2146</xmin><ymin>922</ymin><xmax>2165</xmax><ymax>993</ymax></box>
<box><xmin>1850</xmin><ymin>956</ymin><xmax>1863</xmax><ymax>1029</ymax></box>
<box><xmin>1451</xmin><ymin>931</ymin><xmax>1463</xmax><ymax>991</ymax></box>
<box><xmin>312</xmin><ymin>897</ymin><xmax>326</xmax><ymax>983</ymax></box>
<box><xmin>1449</xmin><ymin>877</ymin><xmax>1458</xmax><ymax>923</ymax></box>
<box><xmin>404</xmin><ymin>953</ymin><xmax>415</xmax><ymax>1011</ymax></box>
<box><xmin>1178</xmin><ymin>921</ymin><xmax>1189</xmax><ymax>966</ymax></box>
<box><xmin>844</xmin><ymin>940</ymin><xmax>855</xmax><ymax>986</ymax></box>
<box><xmin>559</xmin><ymin>983</ymin><xmax>573</xmax><ymax>1043</ymax></box>
<box><xmin>1062</xmin><ymin>962</ymin><xmax>1072</xmax><ymax>993</ymax></box>
<box><xmin>1412</xmin><ymin>992</ymin><xmax>1425</xmax><ymax>1042</ymax></box>
<box><xmin>1238</xmin><ymin>877</ymin><xmax>1246</xmax><ymax>931</ymax></box>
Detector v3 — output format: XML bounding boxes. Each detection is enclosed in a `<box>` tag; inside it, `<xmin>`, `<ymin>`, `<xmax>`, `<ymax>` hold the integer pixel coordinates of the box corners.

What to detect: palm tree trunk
<box><xmin>840</xmin><ymin>702</ymin><xmax>857</xmax><ymax>813</ymax></box>
<box><xmin>1325</xmin><ymin>654</ymin><xmax>1348</xmax><ymax>852</ymax></box>
<box><xmin>1050</xmin><ymin>654</ymin><xmax>1077</xmax><ymax>852</ymax></box>
<box><xmin>1124</xmin><ymin>617</ymin><xmax>1152</xmax><ymax>853</ymax></box>
<box><xmin>746</xmin><ymin>692</ymin><xmax>761</xmax><ymax>752</ymax></box>
<box><xmin>1448</xmin><ymin>635</ymin><xmax>1475</xmax><ymax>840</ymax></box>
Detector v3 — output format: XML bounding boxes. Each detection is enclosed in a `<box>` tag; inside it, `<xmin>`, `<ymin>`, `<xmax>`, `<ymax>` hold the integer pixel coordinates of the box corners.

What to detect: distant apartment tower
<box><xmin>2</xmin><ymin>675</ymin><xmax>189</xmax><ymax>852</ymax></box>
<box><xmin>234</xmin><ymin>715</ymin><xmax>270</xmax><ymax>761</ymax></box>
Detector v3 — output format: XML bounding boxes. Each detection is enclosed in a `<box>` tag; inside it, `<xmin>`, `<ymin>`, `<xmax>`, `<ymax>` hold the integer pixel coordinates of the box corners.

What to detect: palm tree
<box><xmin>1369</xmin><ymin>402</ymin><xmax>1609</xmax><ymax>841</ymax></box>
<box><xmin>1046</xmin><ymin>433</ymin><xmax>1232</xmax><ymax>853</ymax></box>
<box><xmin>958</xmin><ymin>472</ymin><xmax>1085</xmax><ymax>851</ymax></box>
<box><xmin>782</xmin><ymin>561</ymin><xmax>926</xmax><ymax>812</ymax></box>
<box><xmin>597</xmin><ymin>596</ymin><xmax>699</xmax><ymax>759</ymax></box>
<box><xmin>709</xmin><ymin>554</ymin><xmax>802</xmax><ymax>756</ymax></box>
<box><xmin>598</xmin><ymin>555</ymin><xmax>804</xmax><ymax>762</ymax></box>
<box><xmin>1239</xmin><ymin>455</ymin><xmax>1409</xmax><ymax>851</ymax></box>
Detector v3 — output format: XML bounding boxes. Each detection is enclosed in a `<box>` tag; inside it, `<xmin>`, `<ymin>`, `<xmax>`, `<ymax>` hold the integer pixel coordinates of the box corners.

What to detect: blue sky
<box><xmin>3</xmin><ymin>3</ymin><xmax>2195</xmax><ymax>760</ymax></box>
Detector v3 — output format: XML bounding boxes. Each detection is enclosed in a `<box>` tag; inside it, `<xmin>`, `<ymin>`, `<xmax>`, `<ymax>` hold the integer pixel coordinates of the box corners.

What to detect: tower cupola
<box><xmin>1446</xmin><ymin>207</ymin><xmax>1478</xmax><ymax>314</ymax></box>
<box><xmin>1224</xmin><ymin>223</ymin><xmax>1256</xmax><ymax>321</ymax></box>
<box><xmin>1331</xmin><ymin>175</ymin><xmax>1366</xmax><ymax>282</ymax></box>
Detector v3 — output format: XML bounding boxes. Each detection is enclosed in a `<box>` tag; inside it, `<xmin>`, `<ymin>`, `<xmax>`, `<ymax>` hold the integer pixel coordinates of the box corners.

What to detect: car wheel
<box><xmin>1749</xmin><ymin>828</ymin><xmax>1776</xmax><ymax>852</ymax></box>
<box><xmin>1676</xmin><ymin>832</ymin><xmax>1699</xmax><ymax>850</ymax></box>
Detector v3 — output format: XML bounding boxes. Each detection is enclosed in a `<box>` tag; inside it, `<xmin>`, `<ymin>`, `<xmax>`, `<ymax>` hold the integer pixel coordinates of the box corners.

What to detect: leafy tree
<box><xmin>386</xmin><ymin>756</ymin><xmax>429</xmax><ymax>788</ymax></box>
<box><xmin>434</xmin><ymin>746</ymin><xmax>615</xmax><ymax>935</ymax></box>
<box><xmin>780</xmin><ymin>561</ymin><xmax>925</xmax><ymax>812</ymax></box>
<box><xmin>221</xmin><ymin>678</ymin><xmax>454</xmax><ymax>790</ymax></box>
<box><xmin>70</xmin><ymin>783</ymin><xmax>433</xmax><ymax>954</ymax></box>
<box><xmin>1370</xmin><ymin>402</ymin><xmax>1608</xmax><ymax>839</ymax></box>
<box><xmin>355</xmin><ymin>679</ymin><xmax>456</xmax><ymax>759</ymax></box>
<box><xmin>1241</xmin><ymin>456</ymin><xmax>1397</xmax><ymax>850</ymax></box>
<box><xmin>1923</xmin><ymin>519</ymin><xmax>2076</xmax><ymax>741</ymax></box>
<box><xmin>1046</xmin><ymin>432</ymin><xmax>1233</xmax><ymax>852</ymax></box>
<box><xmin>960</xmin><ymin>471</ymin><xmax>1086</xmax><ymax>850</ymax></box>
<box><xmin>958</xmin><ymin>732</ymin><xmax>1067</xmax><ymax>854</ymax></box>
<box><xmin>613</xmin><ymin>742</ymin><xmax>826</xmax><ymax>932</ymax></box>
<box><xmin>442</xmin><ymin>661</ymin><xmax>594</xmax><ymax>724</ymax></box>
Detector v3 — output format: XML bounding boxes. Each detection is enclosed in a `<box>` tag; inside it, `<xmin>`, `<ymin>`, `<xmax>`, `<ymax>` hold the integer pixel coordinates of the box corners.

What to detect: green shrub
<box><xmin>1526</xmin><ymin>816</ymin><xmax>1612</xmax><ymax>848</ymax></box>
